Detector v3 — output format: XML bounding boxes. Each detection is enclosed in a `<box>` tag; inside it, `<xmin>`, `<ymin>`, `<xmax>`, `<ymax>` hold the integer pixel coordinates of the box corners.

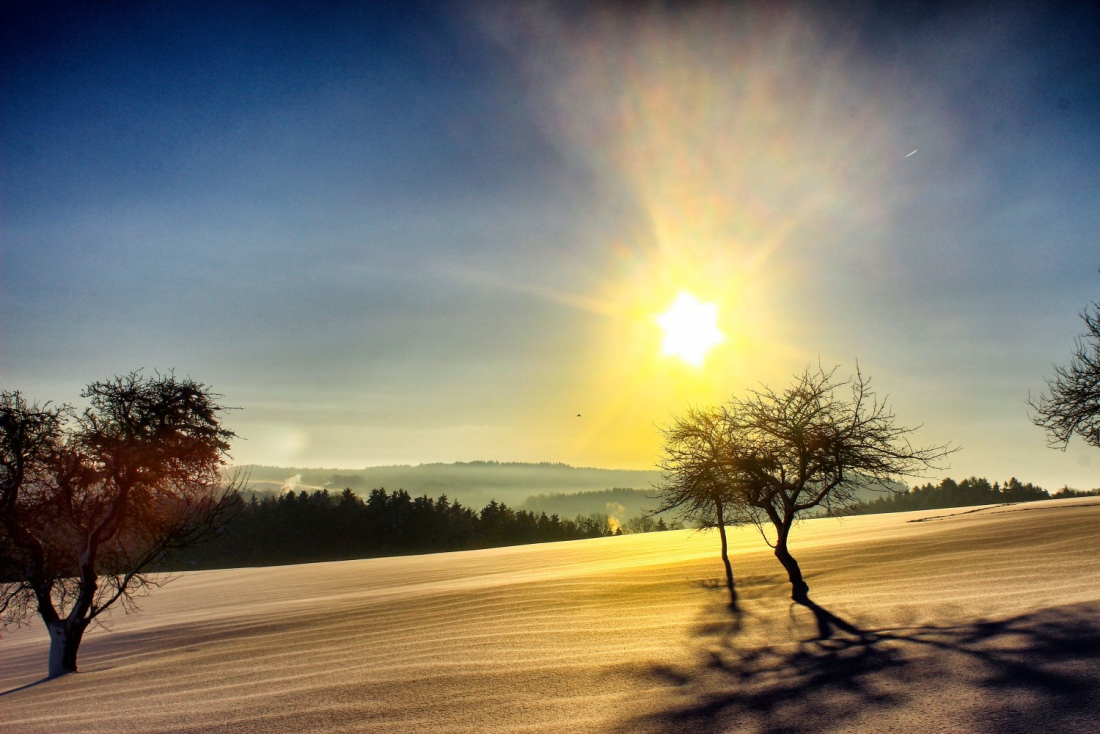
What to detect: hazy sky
<box><xmin>3</xmin><ymin>1</ymin><xmax>1099</xmax><ymax>488</ymax></box>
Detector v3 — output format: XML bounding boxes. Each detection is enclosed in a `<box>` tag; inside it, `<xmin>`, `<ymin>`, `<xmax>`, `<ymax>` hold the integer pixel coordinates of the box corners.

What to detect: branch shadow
<box><xmin>695</xmin><ymin>572</ymin><xmax>783</xmax><ymax>620</ymax></box>
<box><xmin>626</xmin><ymin>595</ymin><xmax>1100</xmax><ymax>734</ymax></box>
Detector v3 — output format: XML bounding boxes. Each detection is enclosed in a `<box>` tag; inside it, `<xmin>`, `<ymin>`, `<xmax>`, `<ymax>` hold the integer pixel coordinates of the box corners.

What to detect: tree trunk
<box><xmin>47</xmin><ymin>619</ymin><xmax>87</xmax><ymax>678</ymax></box>
<box><xmin>43</xmin><ymin>536</ymin><xmax>100</xmax><ymax>677</ymax></box>
<box><xmin>715</xmin><ymin>498</ymin><xmax>737</xmax><ymax>607</ymax></box>
<box><xmin>773</xmin><ymin>521</ymin><xmax>809</xmax><ymax>602</ymax></box>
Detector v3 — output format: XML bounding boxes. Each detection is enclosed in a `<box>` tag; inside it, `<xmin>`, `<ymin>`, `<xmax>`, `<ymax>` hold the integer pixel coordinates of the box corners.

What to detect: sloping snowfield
<box><xmin>3</xmin><ymin>497</ymin><xmax>1100</xmax><ymax>733</ymax></box>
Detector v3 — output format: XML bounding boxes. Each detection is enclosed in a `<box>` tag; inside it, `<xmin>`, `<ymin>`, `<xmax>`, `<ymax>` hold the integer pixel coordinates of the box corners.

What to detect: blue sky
<box><xmin>3</xmin><ymin>1</ymin><xmax>1099</xmax><ymax>488</ymax></box>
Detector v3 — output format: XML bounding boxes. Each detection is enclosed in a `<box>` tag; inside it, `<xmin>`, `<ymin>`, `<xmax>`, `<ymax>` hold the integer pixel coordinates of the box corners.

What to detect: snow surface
<box><xmin>3</xmin><ymin>498</ymin><xmax>1100</xmax><ymax>732</ymax></box>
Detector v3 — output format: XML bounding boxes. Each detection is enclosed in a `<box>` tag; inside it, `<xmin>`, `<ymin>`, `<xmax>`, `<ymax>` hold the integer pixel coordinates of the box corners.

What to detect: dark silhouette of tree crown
<box><xmin>1030</xmin><ymin>299</ymin><xmax>1100</xmax><ymax>450</ymax></box>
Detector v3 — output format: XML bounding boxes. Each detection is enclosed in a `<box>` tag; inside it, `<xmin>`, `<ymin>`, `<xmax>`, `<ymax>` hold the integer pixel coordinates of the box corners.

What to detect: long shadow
<box><xmin>792</xmin><ymin>593</ymin><xmax>864</xmax><ymax>640</ymax></box>
<box><xmin>0</xmin><ymin>613</ymin><xmax>309</xmax><ymax>697</ymax></box>
<box><xmin>627</xmin><ymin>594</ymin><xmax>1100</xmax><ymax>734</ymax></box>
<box><xmin>0</xmin><ymin>676</ymin><xmax>52</xmax><ymax>697</ymax></box>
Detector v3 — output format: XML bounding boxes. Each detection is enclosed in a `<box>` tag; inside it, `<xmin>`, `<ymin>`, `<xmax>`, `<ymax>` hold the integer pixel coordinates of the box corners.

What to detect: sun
<box><xmin>656</xmin><ymin>292</ymin><xmax>725</xmax><ymax>366</ymax></box>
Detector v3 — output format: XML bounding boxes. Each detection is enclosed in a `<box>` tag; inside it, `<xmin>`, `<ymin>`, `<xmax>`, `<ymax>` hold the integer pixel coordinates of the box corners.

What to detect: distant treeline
<box><xmin>843</xmin><ymin>476</ymin><xmax>1098</xmax><ymax>515</ymax></box>
<box><xmin>520</xmin><ymin>487</ymin><xmax>668</xmax><ymax>524</ymax></box>
<box><xmin>165</xmin><ymin>478</ymin><xmax>1098</xmax><ymax>570</ymax></box>
<box><xmin>164</xmin><ymin>488</ymin><xmax>673</xmax><ymax>570</ymax></box>
<box><xmin>239</xmin><ymin>462</ymin><xmax>663</xmax><ymax>513</ymax></box>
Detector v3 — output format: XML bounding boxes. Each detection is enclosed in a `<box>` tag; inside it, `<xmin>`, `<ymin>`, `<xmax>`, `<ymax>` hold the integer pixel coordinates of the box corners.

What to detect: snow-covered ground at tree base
<box><xmin>3</xmin><ymin>497</ymin><xmax>1100</xmax><ymax>733</ymax></box>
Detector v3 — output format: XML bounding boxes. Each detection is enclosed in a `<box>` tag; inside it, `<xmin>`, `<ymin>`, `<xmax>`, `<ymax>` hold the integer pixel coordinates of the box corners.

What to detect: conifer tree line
<box><xmin>162</xmin><ymin>488</ymin><xmax>674</xmax><ymax>570</ymax></box>
<box><xmin>163</xmin><ymin>475</ymin><xmax>1098</xmax><ymax>572</ymax></box>
<box><xmin>842</xmin><ymin>476</ymin><xmax>1097</xmax><ymax>516</ymax></box>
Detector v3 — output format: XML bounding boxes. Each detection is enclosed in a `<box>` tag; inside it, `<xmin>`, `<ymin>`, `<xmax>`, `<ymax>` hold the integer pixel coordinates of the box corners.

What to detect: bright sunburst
<box><xmin>656</xmin><ymin>292</ymin><xmax>725</xmax><ymax>366</ymax></box>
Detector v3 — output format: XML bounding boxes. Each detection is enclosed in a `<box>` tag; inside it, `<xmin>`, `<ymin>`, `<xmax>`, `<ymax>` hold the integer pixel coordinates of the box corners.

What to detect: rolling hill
<box><xmin>4</xmin><ymin>497</ymin><xmax>1099</xmax><ymax>732</ymax></box>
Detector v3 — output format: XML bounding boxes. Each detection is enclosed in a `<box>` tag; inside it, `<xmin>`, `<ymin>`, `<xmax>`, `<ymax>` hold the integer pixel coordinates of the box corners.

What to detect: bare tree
<box><xmin>725</xmin><ymin>367</ymin><xmax>953</xmax><ymax>602</ymax></box>
<box><xmin>661</xmin><ymin>367</ymin><xmax>953</xmax><ymax>605</ymax></box>
<box><xmin>1030</xmin><ymin>299</ymin><xmax>1100</xmax><ymax>450</ymax></box>
<box><xmin>655</xmin><ymin>407</ymin><xmax>750</xmax><ymax>607</ymax></box>
<box><xmin>1</xmin><ymin>372</ymin><xmax>240</xmax><ymax>678</ymax></box>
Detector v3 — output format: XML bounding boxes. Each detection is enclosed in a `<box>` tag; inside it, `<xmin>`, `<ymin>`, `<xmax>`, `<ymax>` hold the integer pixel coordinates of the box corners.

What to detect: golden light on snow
<box><xmin>656</xmin><ymin>292</ymin><xmax>724</xmax><ymax>366</ymax></box>
<box><xmin>6</xmin><ymin>499</ymin><xmax>1100</xmax><ymax>731</ymax></box>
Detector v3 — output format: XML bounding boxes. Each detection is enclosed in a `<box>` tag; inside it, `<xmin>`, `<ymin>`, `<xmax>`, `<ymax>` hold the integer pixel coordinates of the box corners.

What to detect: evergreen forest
<box><xmin>164</xmin><ymin>488</ymin><xmax>672</xmax><ymax>571</ymax></box>
<box><xmin>843</xmin><ymin>476</ymin><xmax>1095</xmax><ymax>515</ymax></box>
<box><xmin>163</xmin><ymin>477</ymin><xmax>1096</xmax><ymax>571</ymax></box>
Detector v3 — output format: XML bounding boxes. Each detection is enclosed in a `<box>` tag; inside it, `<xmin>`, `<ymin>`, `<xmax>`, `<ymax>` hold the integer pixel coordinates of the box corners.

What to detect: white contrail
<box><xmin>904</xmin><ymin>149</ymin><xmax>918</xmax><ymax>158</ymax></box>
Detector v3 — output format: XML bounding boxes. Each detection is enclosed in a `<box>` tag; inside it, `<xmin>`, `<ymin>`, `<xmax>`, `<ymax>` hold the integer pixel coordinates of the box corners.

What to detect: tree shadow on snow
<box><xmin>627</xmin><ymin>593</ymin><xmax>1100</xmax><ymax>734</ymax></box>
<box><xmin>0</xmin><ymin>676</ymin><xmax>52</xmax><ymax>697</ymax></box>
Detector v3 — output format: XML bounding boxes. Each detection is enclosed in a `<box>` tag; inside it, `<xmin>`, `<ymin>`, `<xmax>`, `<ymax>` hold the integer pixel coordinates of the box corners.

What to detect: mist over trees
<box><xmin>241</xmin><ymin>462</ymin><xmax>662</xmax><ymax>511</ymax></box>
<box><xmin>520</xmin><ymin>488</ymin><xmax>670</xmax><ymax>525</ymax></box>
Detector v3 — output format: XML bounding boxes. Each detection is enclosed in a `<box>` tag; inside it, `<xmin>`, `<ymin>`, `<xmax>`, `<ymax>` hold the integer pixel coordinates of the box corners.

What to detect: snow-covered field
<box><xmin>3</xmin><ymin>497</ymin><xmax>1100</xmax><ymax>733</ymax></box>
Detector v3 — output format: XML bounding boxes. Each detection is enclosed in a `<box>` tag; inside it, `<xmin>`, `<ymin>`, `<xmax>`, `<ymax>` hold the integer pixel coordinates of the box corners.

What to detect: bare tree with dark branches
<box><xmin>1</xmin><ymin>372</ymin><xmax>241</xmax><ymax>678</ymax></box>
<box><xmin>1030</xmin><ymin>299</ymin><xmax>1100</xmax><ymax>450</ymax></box>
<box><xmin>655</xmin><ymin>407</ymin><xmax>749</xmax><ymax>608</ymax></box>
<box><xmin>724</xmin><ymin>367</ymin><xmax>954</xmax><ymax>602</ymax></box>
<box><xmin>660</xmin><ymin>367</ymin><xmax>954</xmax><ymax>605</ymax></box>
